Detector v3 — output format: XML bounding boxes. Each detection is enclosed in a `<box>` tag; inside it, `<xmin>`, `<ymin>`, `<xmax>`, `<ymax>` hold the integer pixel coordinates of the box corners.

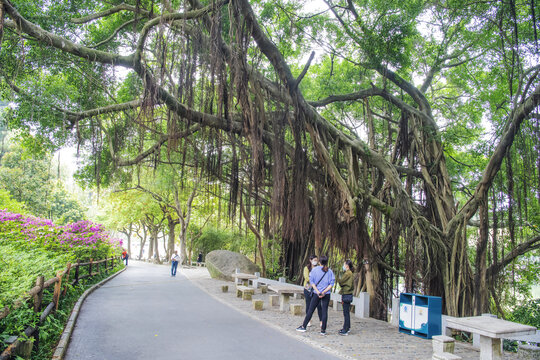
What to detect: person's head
<box><xmin>343</xmin><ymin>259</ymin><xmax>354</xmax><ymax>272</ymax></box>
<box><xmin>174</xmin><ymin>250</ymin><xmax>178</xmax><ymax>254</ymax></box>
<box><xmin>320</xmin><ymin>255</ymin><xmax>329</xmax><ymax>271</ymax></box>
<box><xmin>307</xmin><ymin>255</ymin><xmax>318</xmax><ymax>271</ymax></box>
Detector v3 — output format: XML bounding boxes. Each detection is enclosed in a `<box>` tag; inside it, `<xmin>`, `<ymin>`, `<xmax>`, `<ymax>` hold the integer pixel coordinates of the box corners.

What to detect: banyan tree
<box><xmin>0</xmin><ymin>0</ymin><xmax>539</xmax><ymax>319</ymax></box>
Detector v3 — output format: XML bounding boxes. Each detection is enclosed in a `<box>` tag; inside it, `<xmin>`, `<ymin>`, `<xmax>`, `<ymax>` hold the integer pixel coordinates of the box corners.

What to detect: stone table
<box><xmin>446</xmin><ymin>316</ymin><xmax>536</xmax><ymax>360</ymax></box>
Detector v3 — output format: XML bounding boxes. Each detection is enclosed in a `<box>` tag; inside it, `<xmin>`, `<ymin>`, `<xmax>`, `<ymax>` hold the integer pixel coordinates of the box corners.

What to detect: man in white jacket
<box><xmin>171</xmin><ymin>250</ymin><xmax>181</xmax><ymax>276</ymax></box>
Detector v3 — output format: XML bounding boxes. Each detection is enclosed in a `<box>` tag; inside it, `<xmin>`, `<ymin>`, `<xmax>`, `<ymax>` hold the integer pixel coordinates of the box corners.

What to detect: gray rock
<box><xmin>206</xmin><ymin>250</ymin><xmax>259</xmax><ymax>281</ymax></box>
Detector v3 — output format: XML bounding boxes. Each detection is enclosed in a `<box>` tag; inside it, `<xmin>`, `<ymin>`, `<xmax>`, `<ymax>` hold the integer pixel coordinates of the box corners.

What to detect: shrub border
<box><xmin>51</xmin><ymin>266</ymin><xmax>126</xmax><ymax>360</ymax></box>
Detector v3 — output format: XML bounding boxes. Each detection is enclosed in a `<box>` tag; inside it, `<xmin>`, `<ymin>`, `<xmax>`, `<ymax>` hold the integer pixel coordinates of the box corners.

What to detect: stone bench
<box><xmin>517</xmin><ymin>344</ymin><xmax>540</xmax><ymax>360</ymax></box>
<box><xmin>432</xmin><ymin>335</ymin><xmax>455</xmax><ymax>354</ymax></box>
<box><xmin>236</xmin><ymin>285</ymin><xmax>255</xmax><ymax>300</ymax></box>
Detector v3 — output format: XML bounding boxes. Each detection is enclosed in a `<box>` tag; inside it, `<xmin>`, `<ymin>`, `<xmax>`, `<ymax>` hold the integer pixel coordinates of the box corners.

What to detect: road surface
<box><xmin>65</xmin><ymin>261</ymin><xmax>340</xmax><ymax>360</ymax></box>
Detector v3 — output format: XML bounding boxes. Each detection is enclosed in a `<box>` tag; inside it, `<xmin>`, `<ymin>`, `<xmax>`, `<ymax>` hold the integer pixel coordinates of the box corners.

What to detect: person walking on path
<box><xmin>337</xmin><ymin>259</ymin><xmax>354</xmax><ymax>335</ymax></box>
<box><xmin>122</xmin><ymin>249</ymin><xmax>129</xmax><ymax>266</ymax></box>
<box><xmin>197</xmin><ymin>252</ymin><xmax>203</xmax><ymax>265</ymax></box>
<box><xmin>303</xmin><ymin>255</ymin><xmax>322</xmax><ymax>327</ymax></box>
<box><xmin>171</xmin><ymin>250</ymin><xmax>180</xmax><ymax>276</ymax></box>
<box><xmin>296</xmin><ymin>255</ymin><xmax>335</xmax><ymax>335</ymax></box>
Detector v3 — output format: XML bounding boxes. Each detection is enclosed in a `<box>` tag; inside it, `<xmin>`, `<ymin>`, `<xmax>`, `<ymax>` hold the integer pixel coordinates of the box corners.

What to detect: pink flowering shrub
<box><xmin>0</xmin><ymin>210</ymin><xmax>123</xmax><ymax>262</ymax></box>
<box><xmin>0</xmin><ymin>210</ymin><xmax>123</xmax><ymax>308</ymax></box>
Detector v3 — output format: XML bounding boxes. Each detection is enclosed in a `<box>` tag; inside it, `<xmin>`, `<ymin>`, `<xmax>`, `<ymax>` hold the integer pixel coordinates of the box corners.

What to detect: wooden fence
<box><xmin>0</xmin><ymin>256</ymin><xmax>121</xmax><ymax>360</ymax></box>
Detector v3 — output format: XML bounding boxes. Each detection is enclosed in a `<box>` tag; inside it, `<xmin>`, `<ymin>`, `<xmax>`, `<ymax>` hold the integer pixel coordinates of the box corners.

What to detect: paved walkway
<box><xmin>64</xmin><ymin>261</ymin><xmax>341</xmax><ymax>360</ymax></box>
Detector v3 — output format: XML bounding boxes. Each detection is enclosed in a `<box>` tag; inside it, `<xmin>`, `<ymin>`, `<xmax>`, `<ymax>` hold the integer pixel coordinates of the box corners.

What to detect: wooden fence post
<box><xmin>63</xmin><ymin>263</ymin><xmax>72</xmax><ymax>296</ymax></box>
<box><xmin>89</xmin><ymin>258</ymin><xmax>93</xmax><ymax>277</ymax></box>
<box><xmin>53</xmin><ymin>270</ymin><xmax>63</xmax><ymax>311</ymax></box>
<box><xmin>33</xmin><ymin>276</ymin><xmax>44</xmax><ymax>313</ymax></box>
<box><xmin>74</xmin><ymin>260</ymin><xmax>80</xmax><ymax>285</ymax></box>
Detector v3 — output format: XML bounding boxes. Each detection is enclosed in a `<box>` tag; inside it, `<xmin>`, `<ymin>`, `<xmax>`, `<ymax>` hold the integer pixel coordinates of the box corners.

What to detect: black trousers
<box><xmin>303</xmin><ymin>289</ymin><xmax>322</xmax><ymax>321</ymax></box>
<box><xmin>302</xmin><ymin>293</ymin><xmax>330</xmax><ymax>331</ymax></box>
<box><xmin>342</xmin><ymin>301</ymin><xmax>351</xmax><ymax>331</ymax></box>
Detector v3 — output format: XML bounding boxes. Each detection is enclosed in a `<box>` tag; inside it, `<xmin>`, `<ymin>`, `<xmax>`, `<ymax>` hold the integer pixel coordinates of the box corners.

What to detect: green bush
<box><xmin>509</xmin><ymin>298</ymin><xmax>540</xmax><ymax>328</ymax></box>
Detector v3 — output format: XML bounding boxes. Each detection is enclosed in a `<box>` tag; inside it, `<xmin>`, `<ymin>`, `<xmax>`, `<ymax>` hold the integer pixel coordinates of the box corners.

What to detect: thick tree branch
<box><xmin>115</xmin><ymin>125</ymin><xmax>201</xmax><ymax>166</ymax></box>
<box><xmin>90</xmin><ymin>18</ymin><xmax>140</xmax><ymax>48</ymax></box>
<box><xmin>2</xmin><ymin>1</ymin><xmax>133</xmax><ymax>67</ymax></box>
<box><xmin>71</xmin><ymin>3</ymin><xmax>151</xmax><ymax>24</ymax></box>
<box><xmin>486</xmin><ymin>235</ymin><xmax>540</xmax><ymax>278</ymax></box>
<box><xmin>447</xmin><ymin>82</ymin><xmax>540</xmax><ymax>236</ymax></box>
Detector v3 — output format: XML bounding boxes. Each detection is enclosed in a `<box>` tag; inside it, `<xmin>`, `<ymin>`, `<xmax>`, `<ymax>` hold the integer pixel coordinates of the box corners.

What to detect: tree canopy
<box><xmin>0</xmin><ymin>0</ymin><xmax>539</xmax><ymax>318</ymax></box>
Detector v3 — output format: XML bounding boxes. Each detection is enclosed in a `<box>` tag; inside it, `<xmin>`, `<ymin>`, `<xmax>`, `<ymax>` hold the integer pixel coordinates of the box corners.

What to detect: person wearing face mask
<box><xmin>303</xmin><ymin>255</ymin><xmax>322</xmax><ymax>327</ymax></box>
<box><xmin>297</xmin><ymin>255</ymin><xmax>335</xmax><ymax>335</ymax></box>
<box><xmin>337</xmin><ymin>259</ymin><xmax>355</xmax><ymax>335</ymax></box>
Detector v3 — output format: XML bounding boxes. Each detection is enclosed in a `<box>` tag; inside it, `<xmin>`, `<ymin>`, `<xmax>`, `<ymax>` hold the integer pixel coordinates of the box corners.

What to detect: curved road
<box><xmin>65</xmin><ymin>261</ymin><xmax>340</xmax><ymax>360</ymax></box>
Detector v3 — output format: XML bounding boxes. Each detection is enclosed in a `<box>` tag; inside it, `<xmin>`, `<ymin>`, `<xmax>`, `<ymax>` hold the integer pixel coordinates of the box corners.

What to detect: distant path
<box><xmin>65</xmin><ymin>261</ymin><xmax>341</xmax><ymax>360</ymax></box>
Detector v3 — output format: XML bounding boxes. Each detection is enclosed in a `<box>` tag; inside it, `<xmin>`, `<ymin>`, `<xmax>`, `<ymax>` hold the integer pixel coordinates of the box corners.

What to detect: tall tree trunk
<box><xmin>139</xmin><ymin>222</ymin><xmax>147</xmax><ymax>259</ymax></box>
<box><xmin>153</xmin><ymin>227</ymin><xmax>161</xmax><ymax>264</ymax></box>
<box><xmin>167</xmin><ymin>215</ymin><xmax>177</xmax><ymax>261</ymax></box>
<box><xmin>475</xmin><ymin>199</ymin><xmax>489</xmax><ymax>315</ymax></box>
<box><xmin>241</xmin><ymin>201</ymin><xmax>267</xmax><ymax>276</ymax></box>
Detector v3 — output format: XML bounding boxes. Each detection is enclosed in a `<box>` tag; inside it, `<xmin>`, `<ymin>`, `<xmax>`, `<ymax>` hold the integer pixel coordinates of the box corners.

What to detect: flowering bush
<box><xmin>0</xmin><ymin>210</ymin><xmax>123</xmax><ymax>309</ymax></box>
<box><xmin>0</xmin><ymin>210</ymin><xmax>122</xmax><ymax>260</ymax></box>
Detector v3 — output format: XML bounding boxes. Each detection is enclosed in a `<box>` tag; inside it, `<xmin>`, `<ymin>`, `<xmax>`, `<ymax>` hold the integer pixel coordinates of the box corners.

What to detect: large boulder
<box><xmin>206</xmin><ymin>250</ymin><xmax>260</xmax><ymax>281</ymax></box>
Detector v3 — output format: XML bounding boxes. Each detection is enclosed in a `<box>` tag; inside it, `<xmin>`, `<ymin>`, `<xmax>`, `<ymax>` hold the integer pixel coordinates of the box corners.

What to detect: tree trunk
<box><xmin>139</xmin><ymin>223</ymin><xmax>147</xmax><ymax>259</ymax></box>
<box><xmin>153</xmin><ymin>227</ymin><xmax>161</xmax><ymax>264</ymax></box>
<box><xmin>474</xmin><ymin>200</ymin><xmax>490</xmax><ymax>315</ymax></box>
<box><xmin>167</xmin><ymin>215</ymin><xmax>177</xmax><ymax>261</ymax></box>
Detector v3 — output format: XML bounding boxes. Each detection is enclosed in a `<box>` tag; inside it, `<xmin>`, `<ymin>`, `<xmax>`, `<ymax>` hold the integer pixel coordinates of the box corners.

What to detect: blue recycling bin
<box><xmin>399</xmin><ymin>293</ymin><xmax>442</xmax><ymax>339</ymax></box>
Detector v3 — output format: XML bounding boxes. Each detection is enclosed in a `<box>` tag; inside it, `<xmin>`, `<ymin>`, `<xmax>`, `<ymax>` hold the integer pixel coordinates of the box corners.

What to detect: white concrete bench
<box><xmin>517</xmin><ymin>344</ymin><xmax>540</xmax><ymax>359</ymax></box>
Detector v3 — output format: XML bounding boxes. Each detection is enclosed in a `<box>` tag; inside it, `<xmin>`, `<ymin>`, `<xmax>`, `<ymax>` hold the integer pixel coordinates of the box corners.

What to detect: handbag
<box><xmin>308</xmin><ymin>269</ymin><xmax>328</xmax><ymax>296</ymax></box>
<box><xmin>342</xmin><ymin>294</ymin><xmax>353</xmax><ymax>303</ymax></box>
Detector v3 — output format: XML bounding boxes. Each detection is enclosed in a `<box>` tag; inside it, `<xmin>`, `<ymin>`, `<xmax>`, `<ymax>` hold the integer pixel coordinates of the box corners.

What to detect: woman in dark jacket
<box><xmin>337</xmin><ymin>259</ymin><xmax>354</xmax><ymax>335</ymax></box>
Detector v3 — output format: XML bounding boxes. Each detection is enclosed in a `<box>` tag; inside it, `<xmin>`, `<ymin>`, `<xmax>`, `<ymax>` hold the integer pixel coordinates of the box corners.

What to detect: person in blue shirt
<box><xmin>296</xmin><ymin>255</ymin><xmax>335</xmax><ymax>335</ymax></box>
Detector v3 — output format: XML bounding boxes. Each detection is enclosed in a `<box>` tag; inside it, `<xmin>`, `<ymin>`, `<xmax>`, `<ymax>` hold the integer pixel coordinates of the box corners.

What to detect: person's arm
<box><xmin>321</xmin><ymin>270</ymin><xmax>335</xmax><ymax>296</ymax></box>
<box><xmin>310</xmin><ymin>269</ymin><xmax>321</xmax><ymax>295</ymax></box>
<box><xmin>303</xmin><ymin>267</ymin><xmax>310</xmax><ymax>286</ymax></box>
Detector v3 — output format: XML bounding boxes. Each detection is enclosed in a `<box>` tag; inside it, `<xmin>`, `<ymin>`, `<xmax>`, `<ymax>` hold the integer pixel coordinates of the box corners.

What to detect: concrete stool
<box><xmin>252</xmin><ymin>299</ymin><xmax>264</xmax><ymax>311</ymax></box>
<box><xmin>290</xmin><ymin>304</ymin><xmax>303</xmax><ymax>316</ymax></box>
<box><xmin>432</xmin><ymin>353</ymin><xmax>461</xmax><ymax>360</ymax></box>
<box><xmin>260</xmin><ymin>285</ymin><xmax>268</xmax><ymax>294</ymax></box>
<box><xmin>221</xmin><ymin>285</ymin><xmax>228</xmax><ymax>293</ymax></box>
<box><xmin>517</xmin><ymin>344</ymin><xmax>540</xmax><ymax>360</ymax></box>
<box><xmin>242</xmin><ymin>290</ymin><xmax>254</xmax><ymax>300</ymax></box>
<box><xmin>432</xmin><ymin>335</ymin><xmax>455</xmax><ymax>354</ymax></box>
<box><xmin>269</xmin><ymin>294</ymin><xmax>279</xmax><ymax>306</ymax></box>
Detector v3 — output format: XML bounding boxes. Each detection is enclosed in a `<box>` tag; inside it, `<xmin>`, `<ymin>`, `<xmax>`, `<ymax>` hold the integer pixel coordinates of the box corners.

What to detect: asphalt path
<box><xmin>64</xmin><ymin>260</ymin><xmax>340</xmax><ymax>360</ymax></box>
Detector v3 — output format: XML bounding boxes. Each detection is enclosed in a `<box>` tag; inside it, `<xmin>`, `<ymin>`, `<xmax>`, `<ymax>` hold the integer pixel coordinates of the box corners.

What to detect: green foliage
<box><xmin>193</xmin><ymin>226</ymin><xmax>233</xmax><ymax>255</ymax></box>
<box><xmin>509</xmin><ymin>298</ymin><xmax>540</xmax><ymax>328</ymax></box>
<box><xmin>0</xmin><ymin>141</ymin><xmax>86</xmax><ymax>223</ymax></box>
<box><xmin>0</xmin><ymin>189</ymin><xmax>28</xmax><ymax>215</ymax></box>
